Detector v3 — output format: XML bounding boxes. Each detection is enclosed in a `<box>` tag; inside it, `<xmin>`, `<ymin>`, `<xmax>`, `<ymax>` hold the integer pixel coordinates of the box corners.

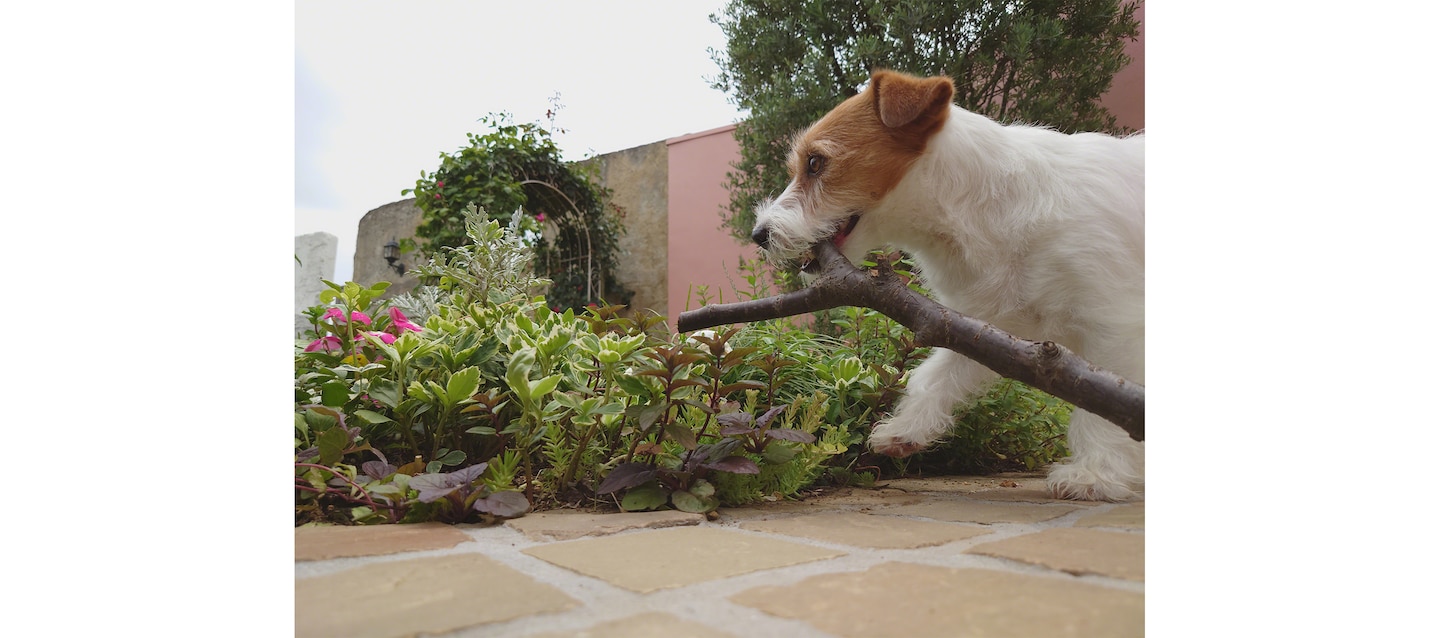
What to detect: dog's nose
<box><xmin>751</xmin><ymin>225</ymin><xmax>770</xmax><ymax>249</ymax></box>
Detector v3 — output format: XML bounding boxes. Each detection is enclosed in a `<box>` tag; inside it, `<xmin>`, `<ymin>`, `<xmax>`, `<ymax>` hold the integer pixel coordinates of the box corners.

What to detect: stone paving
<box><xmin>295</xmin><ymin>473</ymin><xmax>1144</xmax><ymax>637</ymax></box>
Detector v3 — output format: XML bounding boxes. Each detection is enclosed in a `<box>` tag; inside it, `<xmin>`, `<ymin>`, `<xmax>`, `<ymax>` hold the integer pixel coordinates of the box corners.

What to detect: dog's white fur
<box><xmin>751</xmin><ymin>70</ymin><xmax>1144</xmax><ymax>501</ymax></box>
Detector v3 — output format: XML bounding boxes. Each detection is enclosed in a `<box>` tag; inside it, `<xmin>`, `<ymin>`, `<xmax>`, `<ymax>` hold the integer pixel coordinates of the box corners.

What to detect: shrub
<box><xmin>402</xmin><ymin>113</ymin><xmax>631</xmax><ymax>310</ymax></box>
<box><xmin>295</xmin><ymin>208</ymin><xmax>1075</xmax><ymax>526</ymax></box>
<box><xmin>295</xmin><ymin>209</ymin><xmax>851</xmax><ymax>524</ymax></box>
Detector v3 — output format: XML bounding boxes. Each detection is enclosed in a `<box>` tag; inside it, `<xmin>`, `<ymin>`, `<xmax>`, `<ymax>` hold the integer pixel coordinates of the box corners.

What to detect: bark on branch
<box><xmin>677</xmin><ymin>241</ymin><xmax>1144</xmax><ymax>441</ymax></box>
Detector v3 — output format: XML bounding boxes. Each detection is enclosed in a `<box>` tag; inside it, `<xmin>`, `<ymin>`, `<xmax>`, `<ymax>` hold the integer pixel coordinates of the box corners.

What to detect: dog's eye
<box><xmin>806</xmin><ymin>154</ymin><xmax>825</xmax><ymax>176</ymax></box>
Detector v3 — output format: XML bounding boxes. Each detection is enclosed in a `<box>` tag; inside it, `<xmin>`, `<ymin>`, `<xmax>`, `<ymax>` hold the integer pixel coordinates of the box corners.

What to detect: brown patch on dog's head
<box><xmin>786</xmin><ymin>70</ymin><xmax>955</xmax><ymax>220</ymax></box>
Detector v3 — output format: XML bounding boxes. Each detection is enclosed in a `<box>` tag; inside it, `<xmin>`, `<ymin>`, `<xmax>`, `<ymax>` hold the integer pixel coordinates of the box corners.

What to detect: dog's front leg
<box><xmin>869</xmin><ymin>349</ymin><xmax>998</xmax><ymax>457</ymax></box>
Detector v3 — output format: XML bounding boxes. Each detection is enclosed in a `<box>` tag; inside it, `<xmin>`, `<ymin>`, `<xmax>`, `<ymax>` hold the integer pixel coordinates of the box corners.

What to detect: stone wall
<box><xmin>352</xmin><ymin>142</ymin><xmax>675</xmax><ymax>317</ymax></box>
<box><xmin>353</xmin><ymin>199</ymin><xmax>425</xmax><ymax>299</ymax></box>
<box><xmin>295</xmin><ymin>232</ymin><xmax>337</xmax><ymax>336</ymax></box>
<box><xmin>584</xmin><ymin>141</ymin><xmax>669</xmax><ymax>317</ymax></box>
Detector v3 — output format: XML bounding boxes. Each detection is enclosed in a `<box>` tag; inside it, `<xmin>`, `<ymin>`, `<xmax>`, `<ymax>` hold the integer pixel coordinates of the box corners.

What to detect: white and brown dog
<box><xmin>750</xmin><ymin>70</ymin><xmax>1144</xmax><ymax>501</ymax></box>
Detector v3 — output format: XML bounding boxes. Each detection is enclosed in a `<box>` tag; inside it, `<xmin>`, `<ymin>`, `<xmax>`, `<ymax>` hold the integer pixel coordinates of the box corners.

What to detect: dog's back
<box><xmin>878</xmin><ymin>111</ymin><xmax>1144</xmax><ymax>379</ymax></box>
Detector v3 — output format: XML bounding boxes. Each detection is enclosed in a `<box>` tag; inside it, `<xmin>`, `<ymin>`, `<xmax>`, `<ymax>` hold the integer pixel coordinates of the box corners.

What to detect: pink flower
<box><xmin>535</xmin><ymin>212</ymin><xmax>547</xmax><ymax>222</ymax></box>
<box><xmin>435</xmin><ymin>194</ymin><xmax>442</xmax><ymax>199</ymax></box>
<box><xmin>436</xmin><ymin>180</ymin><xmax>445</xmax><ymax>188</ymax></box>
<box><xmin>387</xmin><ymin>307</ymin><xmax>423</xmax><ymax>334</ymax></box>
<box><xmin>304</xmin><ymin>336</ymin><xmax>343</xmax><ymax>352</ymax></box>
<box><xmin>320</xmin><ymin>308</ymin><xmax>371</xmax><ymax>325</ymax></box>
<box><xmin>358</xmin><ymin>331</ymin><xmax>397</xmax><ymax>345</ymax></box>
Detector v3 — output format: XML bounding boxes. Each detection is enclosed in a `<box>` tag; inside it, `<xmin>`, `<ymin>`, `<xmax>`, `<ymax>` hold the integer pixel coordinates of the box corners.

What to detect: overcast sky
<box><xmin>296</xmin><ymin>0</ymin><xmax>744</xmax><ymax>283</ymax></box>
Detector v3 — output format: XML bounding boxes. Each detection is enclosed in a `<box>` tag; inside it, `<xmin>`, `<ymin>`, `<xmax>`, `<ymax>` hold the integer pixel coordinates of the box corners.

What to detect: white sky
<box><xmin>296</xmin><ymin>0</ymin><xmax>744</xmax><ymax>282</ymax></box>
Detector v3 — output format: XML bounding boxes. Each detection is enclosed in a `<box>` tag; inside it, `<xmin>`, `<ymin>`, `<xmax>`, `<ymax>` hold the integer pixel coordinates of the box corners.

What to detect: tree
<box><xmin>403</xmin><ymin>114</ymin><xmax>632</xmax><ymax>311</ymax></box>
<box><xmin>709</xmin><ymin>0</ymin><xmax>1141</xmax><ymax>242</ymax></box>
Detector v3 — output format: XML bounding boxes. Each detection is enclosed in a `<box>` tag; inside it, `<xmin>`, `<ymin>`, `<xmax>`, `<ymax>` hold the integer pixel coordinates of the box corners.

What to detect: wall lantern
<box><xmin>383</xmin><ymin>239</ymin><xmax>407</xmax><ymax>277</ymax></box>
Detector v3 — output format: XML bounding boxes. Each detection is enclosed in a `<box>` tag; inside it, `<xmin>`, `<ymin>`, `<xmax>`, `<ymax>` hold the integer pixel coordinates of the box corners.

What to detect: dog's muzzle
<box><xmin>751</xmin><ymin>224</ymin><xmax>771</xmax><ymax>250</ymax></box>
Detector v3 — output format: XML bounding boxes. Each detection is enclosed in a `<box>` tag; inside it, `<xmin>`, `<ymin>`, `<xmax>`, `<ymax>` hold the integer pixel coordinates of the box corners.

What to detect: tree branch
<box><xmin>677</xmin><ymin>241</ymin><xmax>1143</xmax><ymax>441</ymax></box>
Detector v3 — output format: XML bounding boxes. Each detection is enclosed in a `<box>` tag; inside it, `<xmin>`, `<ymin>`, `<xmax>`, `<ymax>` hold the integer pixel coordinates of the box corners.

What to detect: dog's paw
<box><xmin>868</xmin><ymin>414</ymin><xmax>949</xmax><ymax>458</ymax></box>
<box><xmin>868</xmin><ymin>435</ymin><xmax>927</xmax><ymax>458</ymax></box>
<box><xmin>1046</xmin><ymin>464</ymin><xmax>1139</xmax><ymax>502</ymax></box>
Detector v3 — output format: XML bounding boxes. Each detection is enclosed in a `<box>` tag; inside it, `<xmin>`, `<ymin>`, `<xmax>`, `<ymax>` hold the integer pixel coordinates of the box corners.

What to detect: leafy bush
<box><xmin>402</xmin><ymin>113</ymin><xmax>631</xmax><ymax>310</ymax></box>
<box><xmin>295</xmin><ymin>209</ymin><xmax>848</xmax><ymax>524</ymax></box>
<box><xmin>295</xmin><ymin>208</ymin><xmax>1074</xmax><ymax>526</ymax></box>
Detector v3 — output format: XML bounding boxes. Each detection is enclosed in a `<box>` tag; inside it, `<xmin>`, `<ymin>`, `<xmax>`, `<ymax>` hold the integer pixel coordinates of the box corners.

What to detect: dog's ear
<box><xmin>870</xmin><ymin>70</ymin><xmax>954</xmax><ymax>130</ymax></box>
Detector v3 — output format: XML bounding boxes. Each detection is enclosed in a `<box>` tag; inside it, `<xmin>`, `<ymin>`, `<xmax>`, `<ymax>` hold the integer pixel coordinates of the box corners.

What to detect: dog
<box><xmin>750</xmin><ymin>70</ymin><xmax>1144</xmax><ymax>501</ymax></box>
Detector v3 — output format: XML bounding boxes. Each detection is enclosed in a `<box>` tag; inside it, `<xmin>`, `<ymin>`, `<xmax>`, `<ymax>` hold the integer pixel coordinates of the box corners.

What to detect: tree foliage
<box><xmin>403</xmin><ymin>114</ymin><xmax>631</xmax><ymax>311</ymax></box>
<box><xmin>709</xmin><ymin>0</ymin><xmax>1141</xmax><ymax>241</ymax></box>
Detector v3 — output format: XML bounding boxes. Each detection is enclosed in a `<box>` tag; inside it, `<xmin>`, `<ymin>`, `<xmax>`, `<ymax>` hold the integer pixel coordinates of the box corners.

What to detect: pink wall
<box><xmin>664</xmin><ymin>124</ymin><xmax>757</xmax><ymax>324</ymax></box>
<box><xmin>1102</xmin><ymin>0</ymin><xmax>1145</xmax><ymax>131</ymax></box>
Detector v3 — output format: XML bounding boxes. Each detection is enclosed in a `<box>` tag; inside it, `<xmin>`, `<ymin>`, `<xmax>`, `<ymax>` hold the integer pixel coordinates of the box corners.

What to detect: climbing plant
<box><xmin>403</xmin><ymin>113</ymin><xmax>631</xmax><ymax>311</ymax></box>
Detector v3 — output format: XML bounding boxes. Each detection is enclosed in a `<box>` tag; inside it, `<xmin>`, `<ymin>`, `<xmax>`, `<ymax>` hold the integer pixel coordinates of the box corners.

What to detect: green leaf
<box><xmin>620</xmin><ymin>484</ymin><xmax>668</xmax><ymax>511</ymax></box>
<box><xmin>506</xmin><ymin>348</ymin><xmax>538</xmax><ymax>402</ymax></box>
<box><xmin>466</xmin><ymin>337</ymin><xmax>502</xmax><ymax>367</ymax></box>
<box><xmin>367</xmin><ymin>484</ymin><xmax>402</xmax><ymax>497</ymax></box>
<box><xmin>528</xmin><ymin>374</ymin><xmax>562</xmax><ymax>399</ymax></box>
<box><xmin>316</xmin><ymin>427</ymin><xmax>348</xmax><ymax>466</ymax></box>
<box><xmin>367</xmin><ymin>380</ymin><xmax>401</xmax><ymax>409</ymax></box>
<box><xmin>762</xmin><ymin>443</ymin><xmax>798</xmax><ymax>464</ymax></box>
<box><xmin>615</xmin><ymin>375</ymin><xmax>652</xmax><ymax>398</ymax></box>
<box><xmin>321</xmin><ymin>381</ymin><xmax>350</xmax><ymax>407</ymax></box>
<box><xmin>438</xmin><ymin>449</ymin><xmax>466</xmax><ymax>466</ymax></box>
<box><xmin>352</xmin><ymin>409</ymin><xmax>394</xmax><ymax>425</ymax></box>
<box><xmin>446</xmin><ymin>367</ymin><xmax>482</xmax><ymax>406</ymax></box>
<box><xmin>689</xmin><ymin>478</ymin><xmax>716</xmax><ymax>498</ymax></box>
<box><xmin>670</xmin><ymin>489</ymin><xmax>717</xmax><ymax>514</ymax></box>
<box><xmin>425</xmin><ymin>381</ymin><xmax>447</xmax><ymax>404</ymax></box>
<box><xmin>465</xmin><ymin>425</ymin><xmax>497</xmax><ymax>436</ymax></box>
<box><xmin>304</xmin><ymin>408</ymin><xmax>339</xmax><ymax>433</ymax></box>
<box><xmin>592</xmin><ymin>401</ymin><xmax>625</xmax><ymax>416</ymax></box>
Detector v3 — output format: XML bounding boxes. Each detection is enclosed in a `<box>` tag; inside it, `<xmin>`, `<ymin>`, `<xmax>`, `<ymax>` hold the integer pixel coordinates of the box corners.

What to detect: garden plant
<box><xmin>295</xmin><ymin>207</ymin><xmax>1072</xmax><ymax>526</ymax></box>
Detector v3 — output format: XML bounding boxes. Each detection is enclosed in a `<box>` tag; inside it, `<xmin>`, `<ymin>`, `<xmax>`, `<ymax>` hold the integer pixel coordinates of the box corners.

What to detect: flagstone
<box><xmin>1074</xmin><ymin>502</ymin><xmax>1145</xmax><ymax>530</ymax></box>
<box><xmin>528</xmin><ymin>612</ymin><xmax>736</xmax><ymax>638</ymax></box>
<box><xmin>878</xmin><ymin>499</ymin><xmax>1080</xmax><ymax>524</ymax></box>
<box><xmin>295</xmin><ymin>552</ymin><xmax>576</xmax><ymax>638</ymax></box>
<box><xmin>966</xmin><ymin>487</ymin><xmax>1105</xmax><ymax>505</ymax></box>
<box><xmin>294</xmin><ymin>522</ymin><xmax>472</xmax><ymax>561</ymax></box>
<box><xmin>966</xmin><ymin>528</ymin><xmax>1144</xmax><ymax>581</ymax></box>
<box><xmin>718</xmin><ymin>488</ymin><xmax>924</xmax><ymax>521</ymax></box>
<box><xmin>806</xmin><ymin>486</ymin><xmax>930</xmax><ymax>507</ymax></box>
<box><xmin>741</xmin><ymin>512</ymin><xmax>992</xmax><ymax>549</ymax></box>
<box><xmin>505</xmin><ymin>509</ymin><xmax>704</xmax><ymax>541</ymax></box>
<box><xmin>880</xmin><ymin>474</ymin><xmax>1050</xmax><ymax>494</ymax></box>
<box><xmin>523</xmin><ymin>526</ymin><xmax>844</xmax><ymax>593</ymax></box>
<box><xmin>730</xmin><ymin>562</ymin><xmax>1142</xmax><ymax>638</ymax></box>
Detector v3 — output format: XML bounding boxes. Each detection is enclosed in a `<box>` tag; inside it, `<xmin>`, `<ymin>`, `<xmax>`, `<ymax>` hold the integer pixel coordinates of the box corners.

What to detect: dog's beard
<box><xmin>755</xmin><ymin>197</ymin><xmax>862</xmax><ymax>265</ymax></box>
